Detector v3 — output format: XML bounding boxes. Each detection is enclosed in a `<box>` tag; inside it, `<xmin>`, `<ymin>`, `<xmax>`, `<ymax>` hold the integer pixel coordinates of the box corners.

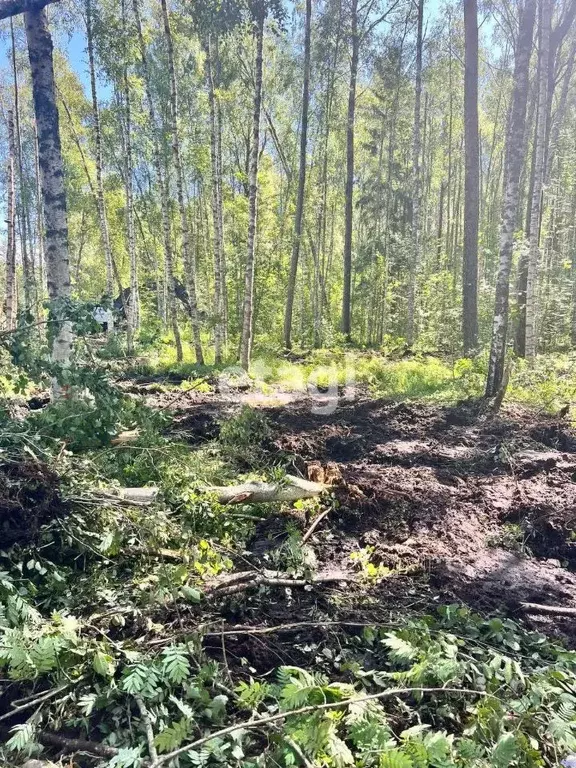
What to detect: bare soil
<box><xmin>156</xmin><ymin>386</ymin><xmax>576</xmax><ymax>643</ymax></box>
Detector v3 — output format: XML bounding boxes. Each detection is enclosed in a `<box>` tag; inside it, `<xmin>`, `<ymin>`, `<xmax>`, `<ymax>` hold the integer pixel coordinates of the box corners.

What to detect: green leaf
<box><xmin>93</xmin><ymin>649</ymin><xmax>116</xmax><ymax>678</ymax></box>
<box><xmin>491</xmin><ymin>733</ymin><xmax>517</xmax><ymax>767</ymax></box>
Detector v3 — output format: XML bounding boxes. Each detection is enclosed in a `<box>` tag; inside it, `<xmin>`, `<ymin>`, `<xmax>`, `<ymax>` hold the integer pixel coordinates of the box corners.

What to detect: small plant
<box><xmin>350</xmin><ymin>546</ymin><xmax>392</xmax><ymax>580</ymax></box>
<box><xmin>487</xmin><ymin>523</ymin><xmax>532</xmax><ymax>555</ymax></box>
<box><xmin>219</xmin><ymin>406</ymin><xmax>271</xmax><ymax>464</ymax></box>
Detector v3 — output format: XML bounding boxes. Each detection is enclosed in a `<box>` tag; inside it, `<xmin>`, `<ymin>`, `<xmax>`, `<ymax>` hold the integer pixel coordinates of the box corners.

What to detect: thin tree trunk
<box><xmin>485</xmin><ymin>0</ymin><xmax>536</xmax><ymax>397</ymax></box>
<box><xmin>525</xmin><ymin>0</ymin><xmax>551</xmax><ymax>358</ymax></box>
<box><xmin>206</xmin><ymin>34</ymin><xmax>226</xmax><ymax>363</ymax></box>
<box><xmin>407</xmin><ymin>0</ymin><xmax>424</xmax><ymax>347</ymax></box>
<box><xmin>86</xmin><ymin>0</ymin><xmax>114</xmax><ymax>304</ymax></box>
<box><xmin>10</xmin><ymin>17</ymin><xmax>35</xmax><ymax>314</ymax></box>
<box><xmin>33</xmin><ymin>118</ymin><xmax>45</xmax><ymax>299</ymax></box>
<box><xmin>4</xmin><ymin>110</ymin><xmax>16</xmax><ymax>330</ymax></box>
<box><xmin>133</xmin><ymin>0</ymin><xmax>182</xmax><ymax>361</ymax></box>
<box><xmin>25</xmin><ymin>5</ymin><xmax>73</xmax><ymax>372</ymax></box>
<box><xmin>342</xmin><ymin>0</ymin><xmax>358</xmax><ymax>342</ymax></box>
<box><xmin>462</xmin><ymin>0</ymin><xmax>479</xmax><ymax>354</ymax></box>
<box><xmin>284</xmin><ymin>0</ymin><xmax>312</xmax><ymax>350</ymax></box>
<box><xmin>160</xmin><ymin>0</ymin><xmax>204</xmax><ymax>364</ymax></box>
<box><xmin>240</xmin><ymin>10</ymin><xmax>265</xmax><ymax>370</ymax></box>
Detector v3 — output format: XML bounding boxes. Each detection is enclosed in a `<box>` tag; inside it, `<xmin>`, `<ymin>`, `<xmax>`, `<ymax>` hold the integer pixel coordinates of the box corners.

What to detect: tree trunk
<box><xmin>240</xmin><ymin>10</ymin><xmax>265</xmax><ymax>370</ymax></box>
<box><xmin>206</xmin><ymin>34</ymin><xmax>226</xmax><ymax>364</ymax></box>
<box><xmin>284</xmin><ymin>0</ymin><xmax>312</xmax><ymax>350</ymax></box>
<box><xmin>462</xmin><ymin>0</ymin><xmax>479</xmax><ymax>355</ymax></box>
<box><xmin>341</xmin><ymin>0</ymin><xmax>358</xmax><ymax>343</ymax></box>
<box><xmin>524</xmin><ymin>0</ymin><xmax>551</xmax><ymax>359</ymax></box>
<box><xmin>161</xmin><ymin>0</ymin><xmax>204</xmax><ymax>364</ymax></box>
<box><xmin>11</xmin><ymin>17</ymin><xmax>35</xmax><ymax>314</ymax></box>
<box><xmin>485</xmin><ymin>0</ymin><xmax>536</xmax><ymax>397</ymax></box>
<box><xmin>25</xmin><ymin>5</ymin><xmax>73</xmax><ymax>370</ymax></box>
<box><xmin>86</xmin><ymin>0</ymin><xmax>114</xmax><ymax>303</ymax></box>
<box><xmin>4</xmin><ymin>110</ymin><xmax>16</xmax><ymax>330</ymax></box>
<box><xmin>133</xmin><ymin>0</ymin><xmax>182</xmax><ymax>361</ymax></box>
<box><xmin>407</xmin><ymin>0</ymin><xmax>424</xmax><ymax>347</ymax></box>
<box><xmin>33</xmin><ymin>118</ymin><xmax>46</xmax><ymax>300</ymax></box>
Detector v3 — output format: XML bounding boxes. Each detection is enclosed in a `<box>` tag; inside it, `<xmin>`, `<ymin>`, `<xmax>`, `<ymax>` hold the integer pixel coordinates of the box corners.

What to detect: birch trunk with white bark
<box><xmin>25</xmin><ymin>5</ymin><xmax>73</xmax><ymax>370</ymax></box>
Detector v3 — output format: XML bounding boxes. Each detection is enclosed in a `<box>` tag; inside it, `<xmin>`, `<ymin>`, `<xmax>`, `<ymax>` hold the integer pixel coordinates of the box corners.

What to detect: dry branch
<box><xmin>520</xmin><ymin>601</ymin><xmax>576</xmax><ymax>617</ymax></box>
<box><xmin>206</xmin><ymin>569</ymin><xmax>352</xmax><ymax>597</ymax></box>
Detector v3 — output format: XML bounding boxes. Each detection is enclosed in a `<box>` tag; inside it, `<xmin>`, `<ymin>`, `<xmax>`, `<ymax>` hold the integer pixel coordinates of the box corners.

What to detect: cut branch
<box><xmin>207</xmin><ymin>475</ymin><xmax>325</xmax><ymax>505</ymax></box>
<box><xmin>520</xmin><ymin>601</ymin><xmax>576</xmax><ymax>617</ymax></box>
<box><xmin>149</xmin><ymin>686</ymin><xmax>497</xmax><ymax>768</ymax></box>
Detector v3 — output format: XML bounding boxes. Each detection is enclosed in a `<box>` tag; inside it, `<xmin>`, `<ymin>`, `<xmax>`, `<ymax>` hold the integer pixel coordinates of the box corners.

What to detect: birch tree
<box><xmin>462</xmin><ymin>0</ymin><xmax>479</xmax><ymax>355</ymax></box>
<box><xmin>133</xmin><ymin>0</ymin><xmax>183</xmax><ymax>361</ymax></box>
<box><xmin>25</xmin><ymin>2</ymin><xmax>73</xmax><ymax>371</ymax></box>
<box><xmin>524</xmin><ymin>0</ymin><xmax>551</xmax><ymax>358</ymax></box>
<box><xmin>485</xmin><ymin>0</ymin><xmax>537</xmax><ymax>397</ymax></box>
<box><xmin>4</xmin><ymin>110</ymin><xmax>16</xmax><ymax>331</ymax></box>
<box><xmin>283</xmin><ymin>0</ymin><xmax>312</xmax><ymax>350</ymax></box>
<box><xmin>161</xmin><ymin>0</ymin><xmax>204</xmax><ymax>365</ymax></box>
<box><xmin>240</xmin><ymin>4</ymin><xmax>265</xmax><ymax>370</ymax></box>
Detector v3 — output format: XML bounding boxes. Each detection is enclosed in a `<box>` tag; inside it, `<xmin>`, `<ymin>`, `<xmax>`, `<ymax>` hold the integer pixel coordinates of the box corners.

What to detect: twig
<box><xmin>302</xmin><ymin>508</ymin><xmax>332</xmax><ymax>544</ymax></box>
<box><xmin>135</xmin><ymin>695</ymin><xmax>158</xmax><ymax>762</ymax></box>
<box><xmin>38</xmin><ymin>731</ymin><xmax>119</xmax><ymax>758</ymax></box>
<box><xmin>520</xmin><ymin>601</ymin><xmax>576</xmax><ymax>617</ymax></box>
<box><xmin>210</xmin><ymin>571</ymin><xmax>352</xmax><ymax>597</ymax></box>
<box><xmin>149</xmin><ymin>686</ymin><xmax>498</xmax><ymax>768</ymax></box>
<box><xmin>284</xmin><ymin>735</ymin><xmax>314</xmax><ymax>768</ymax></box>
<box><xmin>0</xmin><ymin>685</ymin><xmax>69</xmax><ymax>723</ymax></box>
<box><xmin>202</xmin><ymin>620</ymin><xmax>382</xmax><ymax>638</ymax></box>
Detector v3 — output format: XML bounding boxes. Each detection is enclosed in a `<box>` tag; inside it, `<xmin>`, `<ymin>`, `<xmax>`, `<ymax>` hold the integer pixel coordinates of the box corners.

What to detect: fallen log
<box><xmin>520</xmin><ymin>601</ymin><xmax>576</xmax><ymax>617</ymax></box>
<box><xmin>206</xmin><ymin>474</ymin><xmax>325</xmax><ymax>504</ymax></box>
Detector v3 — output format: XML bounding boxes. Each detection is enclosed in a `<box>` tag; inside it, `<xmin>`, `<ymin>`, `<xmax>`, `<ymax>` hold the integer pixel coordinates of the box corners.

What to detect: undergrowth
<box><xmin>2</xmin><ymin>346</ymin><xmax>576</xmax><ymax>766</ymax></box>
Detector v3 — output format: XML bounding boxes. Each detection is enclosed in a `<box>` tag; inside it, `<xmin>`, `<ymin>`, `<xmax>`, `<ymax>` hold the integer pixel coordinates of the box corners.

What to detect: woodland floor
<box><xmin>121</xmin><ymin>377</ymin><xmax>576</xmax><ymax>666</ymax></box>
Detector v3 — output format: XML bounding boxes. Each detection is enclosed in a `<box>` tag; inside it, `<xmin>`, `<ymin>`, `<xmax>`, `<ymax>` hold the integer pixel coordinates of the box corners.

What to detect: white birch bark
<box><xmin>25</xmin><ymin>5</ymin><xmax>73</xmax><ymax>371</ymax></box>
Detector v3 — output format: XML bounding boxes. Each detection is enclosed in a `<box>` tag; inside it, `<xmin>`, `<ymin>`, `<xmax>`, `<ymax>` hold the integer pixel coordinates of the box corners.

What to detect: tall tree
<box><xmin>283</xmin><ymin>0</ymin><xmax>312</xmax><ymax>350</ymax></box>
<box><xmin>86</xmin><ymin>0</ymin><xmax>114</xmax><ymax>302</ymax></box>
<box><xmin>240</xmin><ymin>4</ymin><xmax>265</xmax><ymax>370</ymax></box>
<box><xmin>133</xmin><ymin>0</ymin><xmax>183</xmax><ymax>361</ymax></box>
<box><xmin>341</xmin><ymin>0</ymin><xmax>358</xmax><ymax>342</ymax></box>
<box><xmin>161</xmin><ymin>0</ymin><xmax>204</xmax><ymax>364</ymax></box>
<box><xmin>25</xmin><ymin>2</ymin><xmax>73</xmax><ymax>370</ymax></box>
<box><xmin>485</xmin><ymin>0</ymin><xmax>537</xmax><ymax>397</ymax></box>
<box><xmin>524</xmin><ymin>0</ymin><xmax>551</xmax><ymax>358</ymax></box>
<box><xmin>462</xmin><ymin>0</ymin><xmax>479</xmax><ymax>354</ymax></box>
<box><xmin>407</xmin><ymin>0</ymin><xmax>424</xmax><ymax>347</ymax></box>
<box><xmin>206</xmin><ymin>34</ymin><xmax>227</xmax><ymax>363</ymax></box>
<box><xmin>4</xmin><ymin>110</ymin><xmax>17</xmax><ymax>331</ymax></box>
<box><xmin>11</xmin><ymin>17</ymin><xmax>35</xmax><ymax>313</ymax></box>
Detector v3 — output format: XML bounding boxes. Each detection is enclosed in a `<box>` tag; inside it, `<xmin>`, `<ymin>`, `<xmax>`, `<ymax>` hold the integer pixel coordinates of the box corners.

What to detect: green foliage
<box><xmin>219</xmin><ymin>405</ymin><xmax>271</xmax><ymax>464</ymax></box>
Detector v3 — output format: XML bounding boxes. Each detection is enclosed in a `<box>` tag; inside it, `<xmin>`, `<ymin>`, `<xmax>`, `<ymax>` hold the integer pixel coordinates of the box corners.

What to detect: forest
<box><xmin>4</xmin><ymin>0</ymin><xmax>576</xmax><ymax>766</ymax></box>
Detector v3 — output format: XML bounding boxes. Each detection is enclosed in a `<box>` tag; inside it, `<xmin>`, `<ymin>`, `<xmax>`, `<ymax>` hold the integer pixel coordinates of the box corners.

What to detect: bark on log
<box><xmin>520</xmin><ymin>601</ymin><xmax>576</xmax><ymax>617</ymax></box>
<box><xmin>207</xmin><ymin>474</ymin><xmax>325</xmax><ymax>504</ymax></box>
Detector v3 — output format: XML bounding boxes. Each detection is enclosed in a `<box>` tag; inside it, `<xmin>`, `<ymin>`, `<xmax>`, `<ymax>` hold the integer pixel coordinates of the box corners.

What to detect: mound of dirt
<box><xmin>264</xmin><ymin>399</ymin><xmax>576</xmax><ymax>623</ymax></box>
<box><xmin>0</xmin><ymin>460</ymin><xmax>65</xmax><ymax>547</ymax></box>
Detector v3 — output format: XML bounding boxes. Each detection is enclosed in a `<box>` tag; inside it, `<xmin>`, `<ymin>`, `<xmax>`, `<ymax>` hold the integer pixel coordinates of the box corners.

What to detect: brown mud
<box><xmin>157</xmin><ymin>388</ymin><xmax>576</xmax><ymax>646</ymax></box>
